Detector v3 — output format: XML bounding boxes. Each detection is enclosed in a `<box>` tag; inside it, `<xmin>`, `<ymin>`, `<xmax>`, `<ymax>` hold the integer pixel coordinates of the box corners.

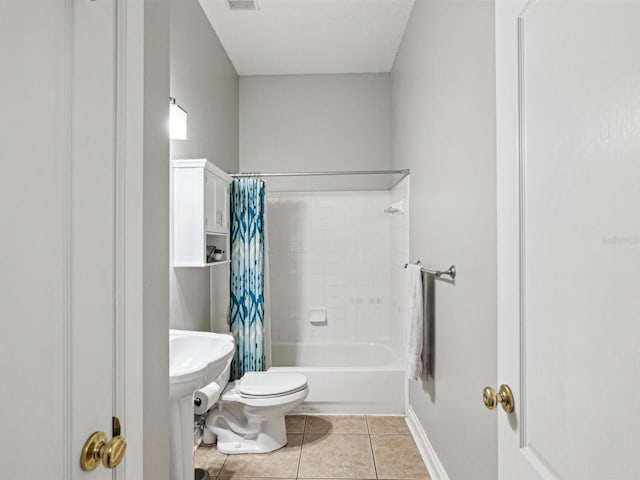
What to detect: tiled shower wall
<box><xmin>389</xmin><ymin>177</ymin><xmax>410</xmax><ymax>355</ymax></box>
<box><xmin>267</xmin><ymin>191</ymin><xmax>393</xmax><ymax>345</ymax></box>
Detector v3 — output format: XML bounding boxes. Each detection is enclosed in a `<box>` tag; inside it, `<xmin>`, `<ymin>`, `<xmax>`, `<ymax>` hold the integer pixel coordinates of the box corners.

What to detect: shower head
<box><xmin>384</xmin><ymin>200</ymin><xmax>404</xmax><ymax>215</ymax></box>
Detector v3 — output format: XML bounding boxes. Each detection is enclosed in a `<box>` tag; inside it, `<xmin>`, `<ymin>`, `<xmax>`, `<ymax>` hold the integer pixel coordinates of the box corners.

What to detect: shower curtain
<box><xmin>230</xmin><ymin>178</ymin><xmax>268</xmax><ymax>380</ymax></box>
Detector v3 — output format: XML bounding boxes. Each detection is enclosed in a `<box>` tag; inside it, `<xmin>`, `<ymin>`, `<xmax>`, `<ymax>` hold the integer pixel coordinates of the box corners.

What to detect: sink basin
<box><xmin>170</xmin><ymin>329</ymin><xmax>234</xmax><ymax>400</ymax></box>
<box><xmin>169</xmin><ymin>329</ymin><xmax>234</xmax><ymax>480</ymax></box>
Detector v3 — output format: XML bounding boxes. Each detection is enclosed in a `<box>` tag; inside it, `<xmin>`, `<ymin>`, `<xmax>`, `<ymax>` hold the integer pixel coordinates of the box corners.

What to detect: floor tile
<box><xmin>286</xmin><ymin>414</ymin><xmax>306</xmax><ymax>434</ymax></box>
<box><xmin>366</xmin><ymin>416</ymin><xmax>410</xmax><ymax>435</ymax></box>
<box><xmin>370</xmin><ymin>435</ymin><xmax>430</xmax><ymax>480</ymax></box>
<box><xmin>195</xmin><ymin>444</ymin><xmax>228</xmax><ymax>477</ymax></box>
<box><xmin>306</xmin><ymin>415</ymin><xmax>368</xmax><ymax>434</ymax></box>
<box><xmin>219</xmin><ymin>434</ymin><xmax>303</xmax><ymax>478</ymax></box>
<box><xmin>219</xmin><ymin>478</ymin><xmax>295</xmax><ymax>480</ymax></box>
<box><xmin>299</xmin><ymin>434</ymin><xmax>376</xmax><ymax>479</ymax></box>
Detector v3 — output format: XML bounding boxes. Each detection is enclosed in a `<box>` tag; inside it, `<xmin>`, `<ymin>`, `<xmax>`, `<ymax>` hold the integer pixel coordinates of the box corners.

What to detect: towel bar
<box><xmin>403</xmin><ymin>260</ymin><xmax>456</xmax><ymax>279</ymax></box>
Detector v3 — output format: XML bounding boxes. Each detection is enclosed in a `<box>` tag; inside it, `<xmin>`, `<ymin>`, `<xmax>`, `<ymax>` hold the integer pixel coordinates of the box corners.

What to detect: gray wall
<box><xmin>391</xmin><ymin>1</ymin><xmax>497</xmax><ymax>479</ymax></box>
<box><xmin>170</xmin><ymin>0</ymin><xmax>239</xmax><ymax>173</ymax></box>
<box><xmin>169</xmin><ymin>0</ymin><xmax>238</xmax><ymax>332</ymax></box>
<box><xmin>144</xmin><ymin>1</ymin><xmax>170</xmax><ymax>478</ymax></box>
<box><xmin>239</xmin><ymin>74</ymin><xmax>391</xmax><ymax>179</ymax></box>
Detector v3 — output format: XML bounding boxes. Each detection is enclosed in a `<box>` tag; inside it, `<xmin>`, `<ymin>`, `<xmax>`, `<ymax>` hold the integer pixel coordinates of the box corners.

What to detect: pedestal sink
<box><xmin>170</xmin><ymin>329</ymin><xmax>235</xmax><ymax>480</ymax></box>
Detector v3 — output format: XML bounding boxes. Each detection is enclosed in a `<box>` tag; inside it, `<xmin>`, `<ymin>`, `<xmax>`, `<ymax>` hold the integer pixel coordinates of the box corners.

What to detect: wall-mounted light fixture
<box><xmin>169</xmin><ymin>97</ymin><xmax>187</xmax><ymax>140</ymax></box>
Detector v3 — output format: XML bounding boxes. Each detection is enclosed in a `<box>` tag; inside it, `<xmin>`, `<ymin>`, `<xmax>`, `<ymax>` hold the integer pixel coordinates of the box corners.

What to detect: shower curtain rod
<box><xmin>230</xmin><ymin>169</ymin><xmax>410</xmax><ymax>178</ymax></box>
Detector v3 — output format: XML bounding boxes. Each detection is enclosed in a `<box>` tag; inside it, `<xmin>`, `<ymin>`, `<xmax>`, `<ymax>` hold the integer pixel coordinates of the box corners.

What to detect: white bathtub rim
<box><xmin>269</xmin><ymin>365</ymin><xmax>403</xmax><ymax>373</ymax></box>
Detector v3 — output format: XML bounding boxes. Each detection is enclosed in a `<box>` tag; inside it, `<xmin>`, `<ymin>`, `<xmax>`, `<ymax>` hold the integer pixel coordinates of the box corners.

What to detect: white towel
<box><xmin>404</xmin><ymin>264</ymin><xmax>424</xmax><ymax>380</ymax></box>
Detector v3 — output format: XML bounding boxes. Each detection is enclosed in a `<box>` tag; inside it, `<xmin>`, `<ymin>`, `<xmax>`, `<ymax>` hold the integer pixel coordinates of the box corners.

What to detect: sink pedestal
<box><xmin>169</xmin><ymin>330</ymin><xmax>235</xmax><ymax>480</ymax></box>
<box><xmin>195</xmin><ymin>468</ymin><xmax>210</xmax><ymax>480</ymax></box>
<box><xmin>170</xmin><ymin>394</ymin><xmax>199</xmax><ymax>480</ymax></box>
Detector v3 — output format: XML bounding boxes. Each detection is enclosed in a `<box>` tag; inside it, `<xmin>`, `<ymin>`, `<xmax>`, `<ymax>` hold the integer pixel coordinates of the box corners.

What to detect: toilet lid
<box><xmin>239</xmin><ymin>372</ymin><xmax>307</xmax><ymax>398</ymax></box>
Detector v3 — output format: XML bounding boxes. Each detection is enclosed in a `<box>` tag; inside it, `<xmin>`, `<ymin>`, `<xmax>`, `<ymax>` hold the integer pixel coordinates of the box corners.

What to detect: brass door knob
<box><xmin>80</xmin><ymin>431</ymin><xmax>127</xmax><ymax>471</ymax></box>
<box><xmin>482</xmin><ymin>384</ymin><xmax>514</xmax><ymax>413</ymax></box>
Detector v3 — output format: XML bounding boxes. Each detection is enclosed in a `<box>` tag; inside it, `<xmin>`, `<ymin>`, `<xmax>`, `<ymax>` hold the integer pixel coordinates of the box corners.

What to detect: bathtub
<box><xmin>269</xmin><ymin>343</ymin><xmax>405</xmax><ymax>414</ymax></box>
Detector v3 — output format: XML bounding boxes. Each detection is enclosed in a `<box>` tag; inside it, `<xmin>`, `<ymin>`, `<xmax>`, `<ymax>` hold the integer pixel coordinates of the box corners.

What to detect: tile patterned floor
<box><xmin>196</xmin><ymin>415</ymin><xmax>431</xmax><ymax>480</ymax></box>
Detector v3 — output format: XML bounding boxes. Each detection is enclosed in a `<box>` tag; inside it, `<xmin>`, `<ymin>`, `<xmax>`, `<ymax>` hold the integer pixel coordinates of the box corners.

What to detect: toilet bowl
<box><xmin>205</xmin><ymin>371</ymin><xmax>308</xmax><ymax>454</ymax></box>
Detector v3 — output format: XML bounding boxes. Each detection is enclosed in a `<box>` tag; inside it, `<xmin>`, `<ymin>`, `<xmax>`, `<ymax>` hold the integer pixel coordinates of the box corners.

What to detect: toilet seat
<box><xmin>239</xmin><ymin>372</ymin><xmax>307</xmax><ymax>398</ymax></box>
<box><xmin>220</xmin><ymin>372</ymin><xmax>309</xmax><ymax>406</ymax></box>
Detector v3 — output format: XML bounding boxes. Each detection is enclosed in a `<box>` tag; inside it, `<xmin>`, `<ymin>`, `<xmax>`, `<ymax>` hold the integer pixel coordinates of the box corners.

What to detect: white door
<box><xmin>1</xmin><ymin>1</ymin><xmax>124</xmax><ymax>478</ymax></box>
<box><xmin>496</xmin><ymin>1</ymin><xmax>640</xmax><ymax>478</ymax></box>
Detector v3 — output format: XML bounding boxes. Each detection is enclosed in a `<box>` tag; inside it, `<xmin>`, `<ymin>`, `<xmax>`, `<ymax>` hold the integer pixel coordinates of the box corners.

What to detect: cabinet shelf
<box><xmin>174</xmin><ymin>260</ymin><xmax>230</xmax><ymax>268</ymax></box>
<box><xmin>208</xmin><ymin>260</ymin><xmax>230</xmax><ymax>267</ymax></box>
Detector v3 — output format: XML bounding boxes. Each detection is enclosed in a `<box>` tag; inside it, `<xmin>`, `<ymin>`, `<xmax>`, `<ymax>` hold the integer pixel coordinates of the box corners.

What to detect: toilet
<box><xmin>205</xmin><ymin>369</ymin><xmax>308</xmax><ymax>454</ymax></box>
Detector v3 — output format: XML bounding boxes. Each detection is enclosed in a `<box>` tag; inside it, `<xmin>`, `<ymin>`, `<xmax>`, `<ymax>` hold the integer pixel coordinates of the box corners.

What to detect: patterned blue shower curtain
<box><xmin>230</xmin><ymin>178</ymin><xmax>266</xmax><ymax>380</ymax></box>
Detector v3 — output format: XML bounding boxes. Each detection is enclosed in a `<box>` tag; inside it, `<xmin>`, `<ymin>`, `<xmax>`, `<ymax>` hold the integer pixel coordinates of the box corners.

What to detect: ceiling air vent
<box><xmin>227</xmin><ymin>0</ymin><xmax>259</xmax><ymax>11</ymax></box>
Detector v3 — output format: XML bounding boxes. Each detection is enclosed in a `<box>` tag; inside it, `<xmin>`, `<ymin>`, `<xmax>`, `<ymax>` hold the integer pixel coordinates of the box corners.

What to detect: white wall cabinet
<box><xmin>172</xmin><ymin>159</ymin><xmax>232</xmax><ymax>267</ymax></box>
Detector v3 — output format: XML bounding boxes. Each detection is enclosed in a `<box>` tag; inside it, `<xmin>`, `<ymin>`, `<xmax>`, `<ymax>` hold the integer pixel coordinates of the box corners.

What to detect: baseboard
<box><xmin>405</xmin><ymin>404</ymin><xmax>450</xmax><ymax>480</ymax></box>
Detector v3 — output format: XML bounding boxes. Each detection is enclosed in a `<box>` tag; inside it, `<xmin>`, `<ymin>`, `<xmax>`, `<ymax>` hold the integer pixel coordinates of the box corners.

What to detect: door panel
<box><xmin>498</xmin><ymin>1</ymin><xmax>640</xmax><ymax>478</ymax></box>
<box><xmin>72</xmin><ymin>0</ymin><xmax>116</xmax><ymax>477</ymax></box>
<box><xmin>206</xmin><ymin>170</ymin><xmax>216</xmax><ymax>234</ymax></box>
<box><xmin>215</xmin><ymin>176</ymin><xmax>228</xmax><ymax>231</ymax></box>
<box><xmin>0</xmin><ymin>2</ymin><xmax>70</xmax><ymax>477</ymax></box>
<box><xmin>0</xmin><ymin>1</ymin><xmax>117</xmax><ymax>478</ymax></box>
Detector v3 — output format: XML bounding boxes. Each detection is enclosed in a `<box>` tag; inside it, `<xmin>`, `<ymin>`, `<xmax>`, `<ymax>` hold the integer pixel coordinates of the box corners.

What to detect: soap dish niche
<box><xmin>309</xmin><ymin>308</ymin><xmax>327</xmax><ymax>325</ymax></box>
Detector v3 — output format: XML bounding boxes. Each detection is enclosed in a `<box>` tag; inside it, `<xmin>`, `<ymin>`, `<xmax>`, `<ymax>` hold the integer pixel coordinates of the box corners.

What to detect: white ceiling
<box><xmin>199</xmin><ymin>0</ymin><xmax>416</xmax><ymax>76</ymax></box>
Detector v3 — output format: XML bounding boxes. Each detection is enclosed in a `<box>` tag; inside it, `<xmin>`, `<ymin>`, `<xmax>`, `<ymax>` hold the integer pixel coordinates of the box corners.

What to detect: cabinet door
<box><xmin>214</xmin><ymin>177</ymin><xmax>228</xmax><ymax>232</ymax></box>
<box><xmin>205</xmin><ymin>170</ymin><xmax>216</xmax><ymax>234</ymax></box>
